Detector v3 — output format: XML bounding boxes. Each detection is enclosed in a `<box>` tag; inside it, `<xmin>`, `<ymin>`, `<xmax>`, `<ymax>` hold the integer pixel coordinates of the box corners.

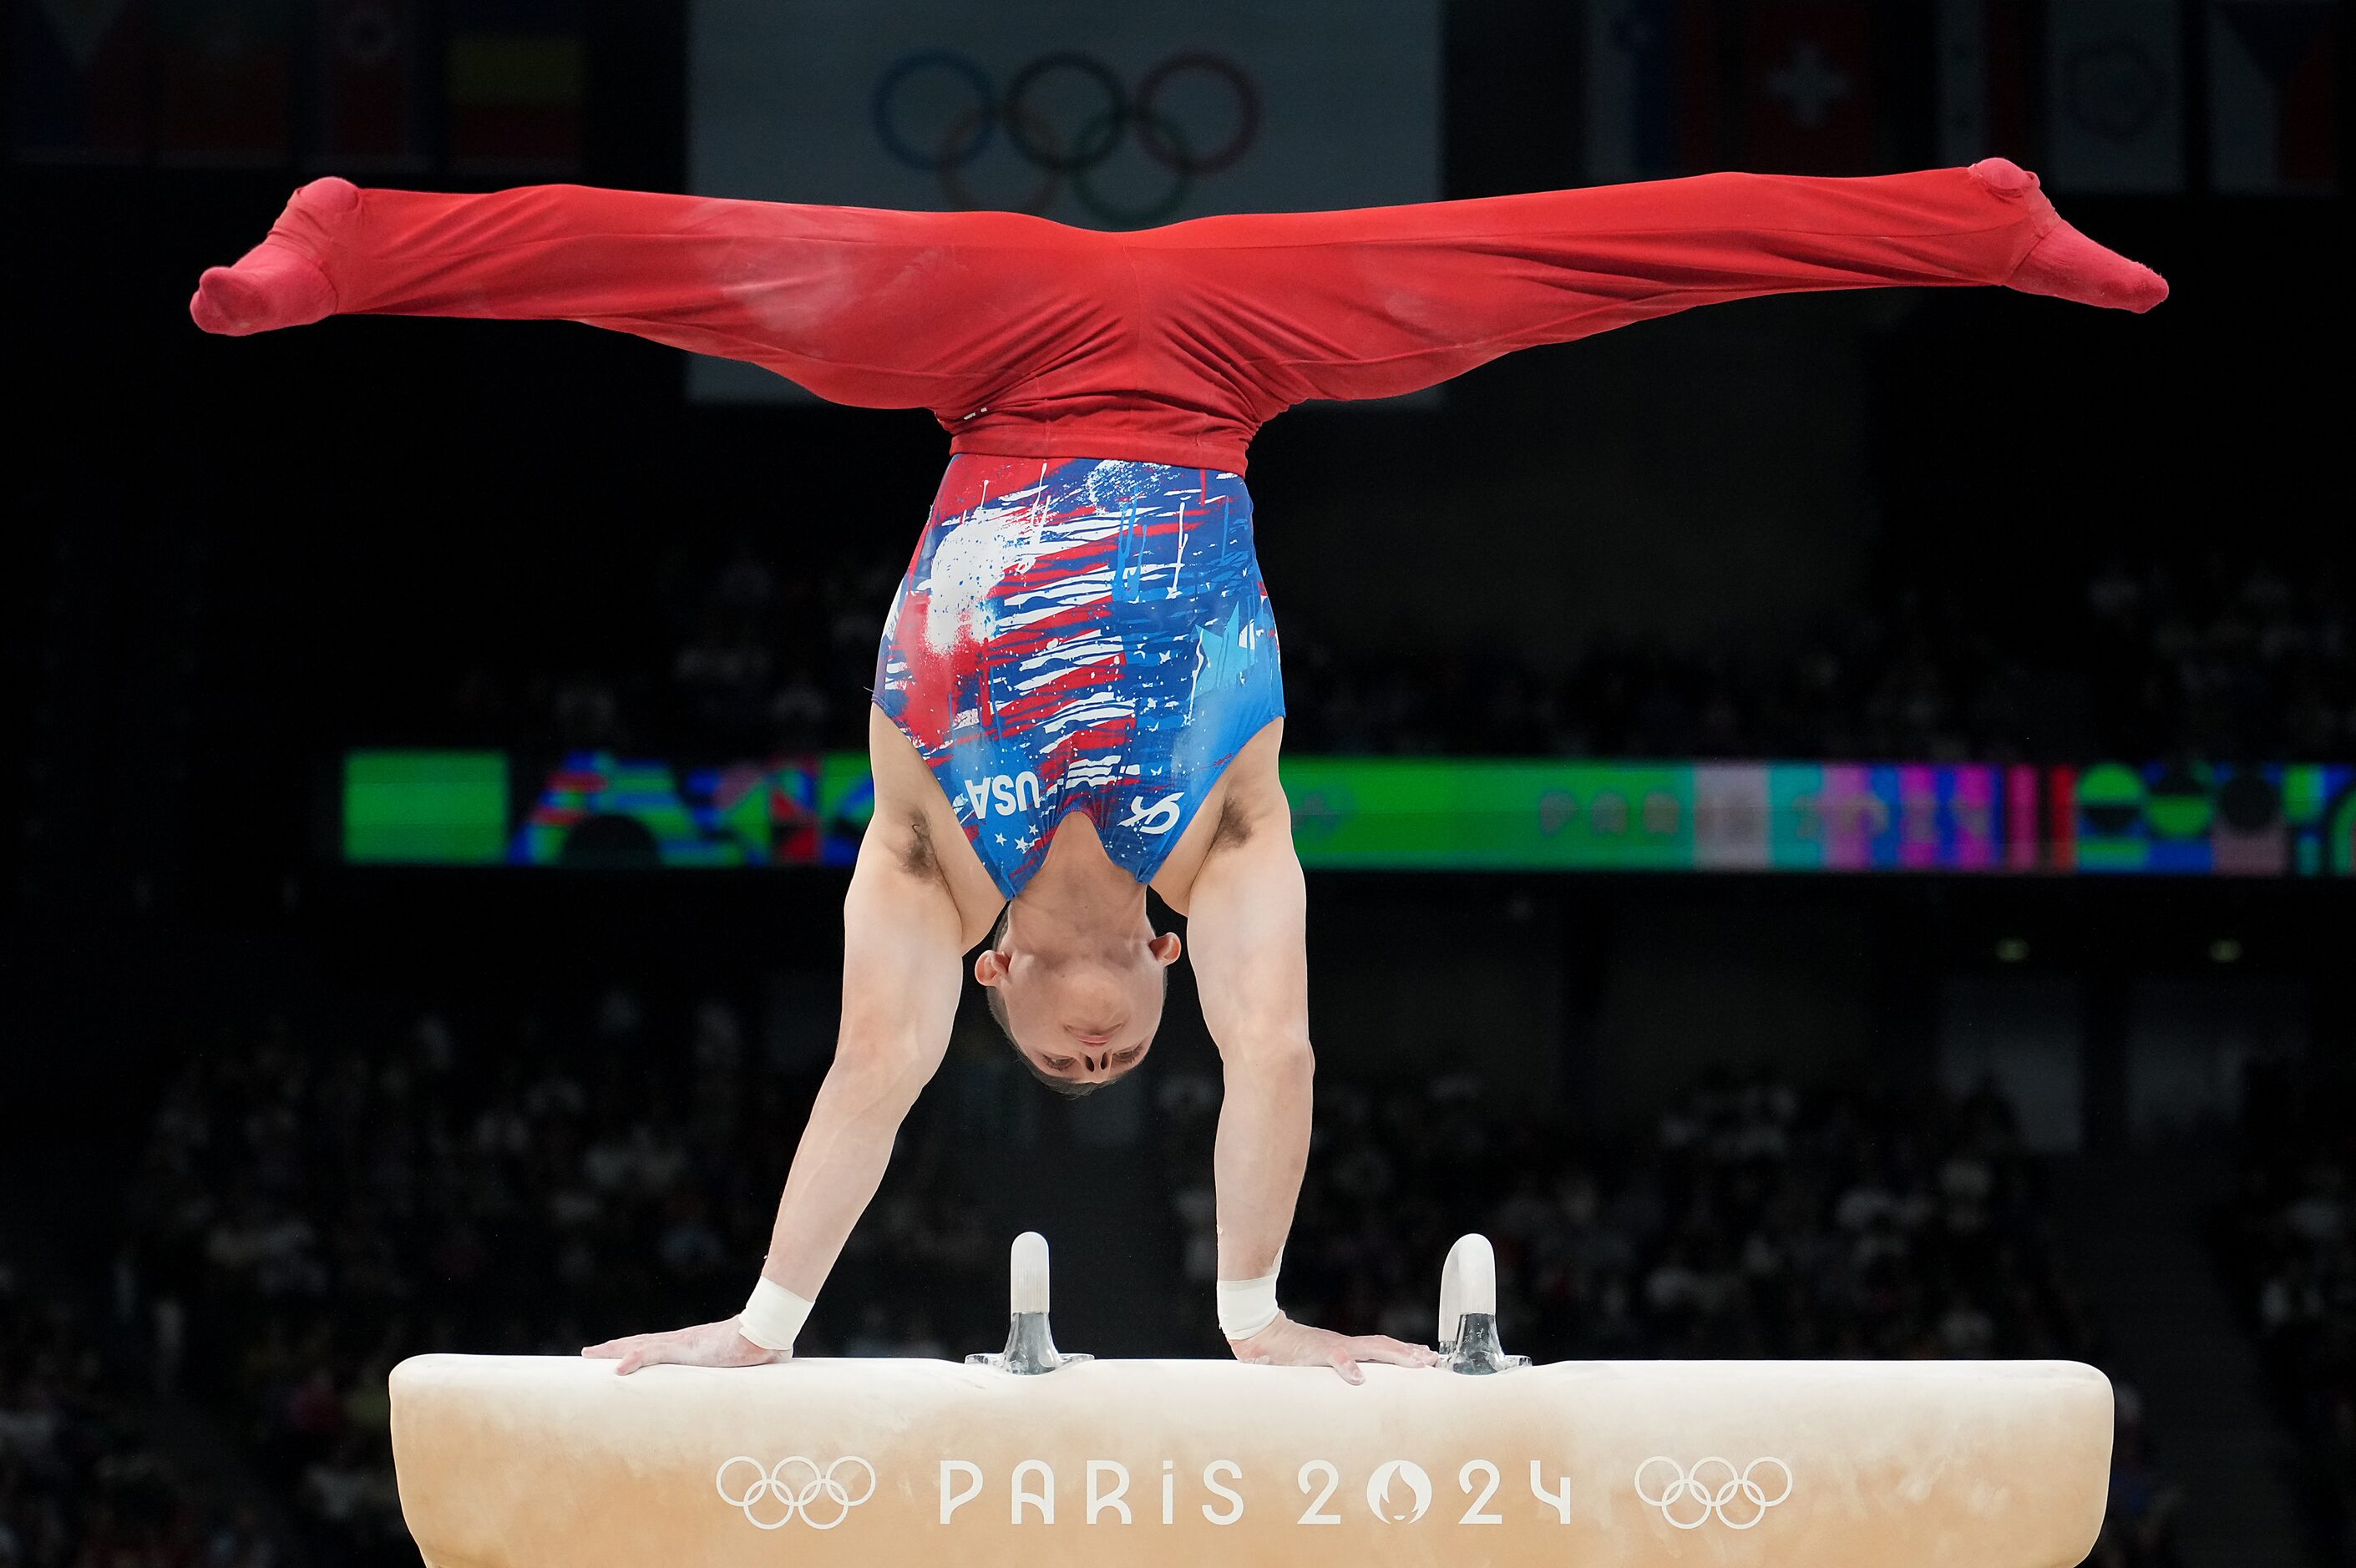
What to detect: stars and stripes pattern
<box><xmin>875</xmin><ymin>455</ymin><xmax>1284</xmax><ymax>898</ymax></box>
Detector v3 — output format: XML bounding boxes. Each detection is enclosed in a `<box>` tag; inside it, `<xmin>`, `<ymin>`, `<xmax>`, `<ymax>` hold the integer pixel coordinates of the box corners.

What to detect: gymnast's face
<box><xmin>975</xmin><ymin>927</ymin><xmax>1183</xmax><ymax>1092</ymax></box>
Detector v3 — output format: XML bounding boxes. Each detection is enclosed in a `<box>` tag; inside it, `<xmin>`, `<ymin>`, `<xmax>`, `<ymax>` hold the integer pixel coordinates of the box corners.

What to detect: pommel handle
<box><xmin>1009</xmin><ymin>1232</ymin><xmax>1051</xmax><ymax>1316</ymax></box>
<box><xmin>1437</xmin><ymin>1232</ymin><xmax>1497</xmax><ymax>1348</ymax></box>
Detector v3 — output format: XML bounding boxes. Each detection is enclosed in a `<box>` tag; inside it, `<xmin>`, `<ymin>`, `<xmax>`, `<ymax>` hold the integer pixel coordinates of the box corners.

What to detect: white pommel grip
<box><xmin>1438</xmin><ymin>1233</ymin><xmax>1497</xmax><ymax>1348</ymax></box>
<box><xmin>1216</xmin><ymin>1244</ymin><xmax>1283</xmax><ymax>1342</ymax></box>
<box><xmin>736</xmin><ymin>1276</ymin><xmax>813</xmax><ymax>1354</ymax></box>
<box><xmin>1009</xmin><ymin>1231</ymin><xmax>1051</xmax><ymax>1315</ymax></box>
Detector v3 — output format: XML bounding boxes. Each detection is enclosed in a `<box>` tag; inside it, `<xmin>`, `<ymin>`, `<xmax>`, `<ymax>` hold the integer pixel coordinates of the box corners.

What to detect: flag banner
<box><xmin>1738</xmin><ymin>0</ymin><xmax>1875</xmax><ymax>175</ymax></box>
<box><xmin>311</xmin><ymin>0</ymin><xmax>427</xmax><ymax>169</ymax></box>
<box><xmin>1935</xmin><ymin>0</ymin><xmax>2034</xmax><ymax>165</ymax></box>
<box><xmin>2209</xmin><ymin>0</ymin><xmax>2336</xmax><ymax>193</ymax></box>
<box><xmin>153</xmin><ymin>0</ymin><xmax>294</xmax><ymax>164</ymax></box>
<box><xmin>692</xmin><ymin>0</ymin><xmax>1437</xmax><ymax>220</ymax></box>
<box><xmin>1938</xmin><ymin>0</ymin><xmax>1990</xmax><ymax>162</ymax></box>
<box><xmin>2045</xmin><ymin>0</ymin><xmax>2186</xmax><ymax>192</ymax></box>
<box><xmin>1583</xmin><ymin>0</ymin><xmax>1723</xmax><ymax>182</ymax></box>
<box><xmin>689</xmin><ymin>0</ymin><xmax>1439</xmax><ymax>402</ymax></box>
<box><xmin>13</xmin><ymin>0</ymin><xmax>149</xmax><ymax>159</ymax></box>
<box><xmin>446</xmin><ymin>0</ymin><xmax>583</xmax><ymax>175</ymax></box>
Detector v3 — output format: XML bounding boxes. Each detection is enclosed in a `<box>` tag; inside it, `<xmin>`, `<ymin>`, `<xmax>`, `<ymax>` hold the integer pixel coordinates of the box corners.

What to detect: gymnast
<box><xmin>191</xmin><ymin>159</ymin><xmax>2163</xmax><ymax>1382</ymax></box>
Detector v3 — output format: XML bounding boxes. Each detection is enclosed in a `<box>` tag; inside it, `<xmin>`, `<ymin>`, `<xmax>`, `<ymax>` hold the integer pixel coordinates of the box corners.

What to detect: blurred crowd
<box><xmin>1161</xmin><ymin>1069</ymin><xmax>2093</xmax><ymax>1359</ymax></box>
<box><xmin>446</xmin><ymin>543</ymin><xmax>899</xmax><ymax>761</ymax></box>
<box><xmin>444</xmin><ymin>539</ymin><xmax>2352</xmax><ymax>766</ymax></box>
<box><xmin>0</xmin><ymin>1251</ymin><xmax>277</xmax><ymax>1568</ymax></box>
<box><xmin>2225</xmin><ymin>1060</ymin><xmax>2356</xmax><ymax>1565</ymax></box>
<box><xmin>1160</xmin><ymin>1066</ymin><xmax>2177</xmax><ymax>1564</ymax></box>
<box><xmin>115</xmin><ymin>993</ymin><xmax>1002</xmax><ymax>1568</ymax></box>
<box><xmin>13</xmin><ymin>993</ymin><xmax>2234</xmax><ymax>1567</ymax></box>
<box><xmin>1286</xmin><ymin>555</ymin><xmax>2352</xmax><ymax>763</ymax></box>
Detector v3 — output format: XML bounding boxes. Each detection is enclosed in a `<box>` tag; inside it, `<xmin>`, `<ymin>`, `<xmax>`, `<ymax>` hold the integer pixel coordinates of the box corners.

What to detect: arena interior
<box><xmin>3</xmin><ymin>3</ymin><xmax>2349</xmax><ymax>1565</ymax></box>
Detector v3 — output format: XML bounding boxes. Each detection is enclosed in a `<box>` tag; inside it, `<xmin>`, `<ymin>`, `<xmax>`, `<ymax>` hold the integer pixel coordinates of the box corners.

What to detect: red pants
<box><xmin>281</xmin><ymin>168</ymin><xmax>2061</xmax><ymax>474</ymax></box>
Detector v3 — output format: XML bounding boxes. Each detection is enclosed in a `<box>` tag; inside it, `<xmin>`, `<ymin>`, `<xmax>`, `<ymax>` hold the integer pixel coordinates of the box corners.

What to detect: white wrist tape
<box><xmin>1216</xmin><ymin>1270</ymin><xmax>1282</xmax><ymax>1341</ymax></box>
<box><xmin>737</xmin><ymin>1277</ymin><xmax>814</xmax><ymax>1353</ymax></box>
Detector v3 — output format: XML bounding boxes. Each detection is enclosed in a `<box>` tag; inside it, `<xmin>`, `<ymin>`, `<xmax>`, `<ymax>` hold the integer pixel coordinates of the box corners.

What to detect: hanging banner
<box><xmin>1583</xmin><ymin>0</ymin><xmax>1722</xmax><ymax>183</ymax></box>
<box><xmin>688</xmin><ymin>0</ymin><xmax>1441</xmax><ymax>402</ymax></box>
<box><xmin>446</xmin><ymin>0</ymin><xmax>584</xmax><ymax>175</ymax></box>
<box><xmin>2208</xmin><ymin>0</ymin><xmax>2337</xmax><ymax>194</ymax></box>
<box><xmin>2045</xmin><ymin>0</ymin><xmax>2186</xmax><ymax>192</ymax></box>
<box><xmin>153</xmin><ymin>0</ymin><xmax>293</xmax><ymax>164</ymax></box>
<box><xmin>12</xmin><ymin>0</ymin><xmax>149</xmax><ymax>159</ymax></box>
<box><xmin>1933</xmin><ymin>0</ymin><xmax>2034</xmax><ymax>166</ymax></box>
<box><xmin>311</xmin><ymin>0</ymin><xmax>427</xmax><ymax>169</ymax></box>
<box><xmin>1738</xmin><ymin>0</ymin><xmax>1875</xmax><ymax>175</ymax></box>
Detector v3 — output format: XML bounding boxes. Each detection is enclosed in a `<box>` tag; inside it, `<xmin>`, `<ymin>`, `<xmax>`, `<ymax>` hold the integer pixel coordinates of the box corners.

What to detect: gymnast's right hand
<box><xmin>1227</xmin><ymin>1314</ymin><xmax>1438</xmax><ymax>1384</ymax></box>
<box><xmin>581</xmin><ymin>1318</ymin><xmax>787</xmax><ymax>1375</ymax></box>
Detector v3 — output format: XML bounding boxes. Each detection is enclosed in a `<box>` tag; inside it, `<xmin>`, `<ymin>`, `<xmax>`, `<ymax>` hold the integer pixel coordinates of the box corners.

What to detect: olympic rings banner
<box><xmin>340</xmin><ymin>753</ymin><xmax>2356</xmax><ymax>877</ymax></box>
<box><xmin>687</xmin><ymin>0</ymin><xmax>1439</xmax><ymax>402</ymax></box>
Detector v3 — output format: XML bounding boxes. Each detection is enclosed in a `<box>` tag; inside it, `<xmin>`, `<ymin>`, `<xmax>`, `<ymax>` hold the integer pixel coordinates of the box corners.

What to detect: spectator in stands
<box><xmin>2227</xmin><ymin>1059</ymin><xmax>2356</xmax><ymax>1563</ymax></box>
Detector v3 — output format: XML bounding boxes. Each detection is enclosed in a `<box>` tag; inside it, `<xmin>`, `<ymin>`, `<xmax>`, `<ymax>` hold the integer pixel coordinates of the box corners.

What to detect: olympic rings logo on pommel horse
<box><xmin>714</xmin><ymin>1455</ymin><xmax>877</xmax><ymax>1530</ymax></box>
<box><xmin>1633</xmin><ymin>1456</ymin><xmax>1794</xmax><ymax>1530</ymax></box>
<box><xmin>869</xmin><ymin>49</ymin><xmax>1261</xmax><ymax>224</ymax></box>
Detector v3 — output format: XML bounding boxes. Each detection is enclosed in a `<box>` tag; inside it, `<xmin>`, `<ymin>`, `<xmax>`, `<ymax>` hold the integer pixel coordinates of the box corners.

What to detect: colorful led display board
<box><xmin>342</xmin><ymin>752</ymin><xmax>2355</xmax><ymax>877</ymax></box>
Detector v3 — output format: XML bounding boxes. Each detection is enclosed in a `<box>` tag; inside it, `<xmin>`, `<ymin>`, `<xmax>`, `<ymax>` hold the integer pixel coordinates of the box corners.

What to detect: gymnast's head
<box><xmin>974</xmin><ymin>901</ymin><xmax>1182</xmax><ymax>1096</ymax></box>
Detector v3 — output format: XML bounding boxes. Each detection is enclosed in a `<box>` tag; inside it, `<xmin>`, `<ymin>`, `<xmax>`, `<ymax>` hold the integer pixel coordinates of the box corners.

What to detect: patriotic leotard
<box><xmin>876</xmin><ymin>456</ymin><xmax>1282</xmax><ymax>898</ymax></box>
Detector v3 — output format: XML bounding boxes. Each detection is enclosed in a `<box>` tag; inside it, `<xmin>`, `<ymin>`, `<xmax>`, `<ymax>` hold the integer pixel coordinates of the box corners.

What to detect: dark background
<box><xmin>3</xmin><ymin>3</ymin><xmax>2351</xmax><ymax>1565</ymax></box>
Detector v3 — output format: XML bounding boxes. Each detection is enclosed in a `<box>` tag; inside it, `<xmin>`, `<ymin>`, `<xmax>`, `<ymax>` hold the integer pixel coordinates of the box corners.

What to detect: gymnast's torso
<box><xmin>874</xmin><ymin>455</ymin><xmax>1285</xmax><ymax>900</ymax></box>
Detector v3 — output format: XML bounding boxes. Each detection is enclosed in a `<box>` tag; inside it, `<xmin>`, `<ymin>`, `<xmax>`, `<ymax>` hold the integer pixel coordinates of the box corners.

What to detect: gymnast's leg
<box><xmin>1135</xmin><ymin>159</ymin><xmax>2166</xmax><ymax>407</ymax></box>
<box><xmin>188</xmin><ymin>180</ymin><xmax>1122</xmax><ymax>411</ymax></box>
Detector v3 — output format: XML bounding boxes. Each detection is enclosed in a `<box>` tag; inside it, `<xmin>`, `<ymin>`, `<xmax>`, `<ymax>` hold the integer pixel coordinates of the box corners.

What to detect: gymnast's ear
<box><xmin>1148</xmin><ymin>932</ymin><xmax>1183</xmax><ymax>966</ymax></box>
<box><xmin>973</xmin><ymin>948</ymin><xmax>1009</xmax><ymax>987</ymax></box>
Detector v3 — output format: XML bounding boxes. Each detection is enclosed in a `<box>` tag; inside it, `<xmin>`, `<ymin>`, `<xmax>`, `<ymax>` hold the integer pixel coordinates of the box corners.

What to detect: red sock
<box><xmin>1971</xmin><ymin>159</ymin><xmax>2168</xmax><ymax>313</ymax></box>
<box><xmin>189</xmin><ymin>177</ymin><xmax>355</xmax><ymax>336</ymax></box>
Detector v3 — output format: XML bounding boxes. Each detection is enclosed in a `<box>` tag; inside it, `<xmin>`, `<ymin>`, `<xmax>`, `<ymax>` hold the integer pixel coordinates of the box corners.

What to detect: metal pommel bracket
<box><xmin>966</xmin><ymin>1232</ymin><xmax>1092</xmax><ymax>1374</ymax></box>
<box><xmin>1437</xmin><ymin>1233</ymin><xmax>1529</xmax><ymax>1375</ymax></box>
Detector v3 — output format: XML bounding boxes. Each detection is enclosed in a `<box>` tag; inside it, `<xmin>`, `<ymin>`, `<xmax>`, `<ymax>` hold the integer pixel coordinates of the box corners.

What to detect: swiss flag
<box><xmin>1740</xmin><ymin>0</ymin><xmax>1876</xmax><ymax>175</ymax></box>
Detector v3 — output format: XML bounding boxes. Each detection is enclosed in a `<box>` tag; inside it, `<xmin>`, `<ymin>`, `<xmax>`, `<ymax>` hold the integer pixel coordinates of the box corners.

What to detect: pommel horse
<box><xmin>390</xmin><ymin>1234</ymin><xmax>2111</xmax><ymax>1566</ymax></box>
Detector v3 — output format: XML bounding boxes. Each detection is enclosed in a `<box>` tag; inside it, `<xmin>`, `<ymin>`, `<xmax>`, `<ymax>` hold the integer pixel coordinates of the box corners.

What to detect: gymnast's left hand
<box><xmin>581</xmin><ymin>1318</ymin><xmax>787</xmax><ymax>1375</ymax></box>
<box><xmin>1226</xmin><ymin>1315</ymin><xmax>1439</xmax><ymax>1383</ymax></box>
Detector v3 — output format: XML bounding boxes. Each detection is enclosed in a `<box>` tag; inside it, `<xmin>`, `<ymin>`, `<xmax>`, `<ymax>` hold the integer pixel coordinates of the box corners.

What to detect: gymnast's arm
<box><xmin>581</xmin><ymin>822</ymin><xmax>962</xmax><ymax>1373</ymax></box>
<box><xmin>1182</xmin><ymin>771</ymin><xmax>1436</xmax><ymax>1382</ymax></box>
